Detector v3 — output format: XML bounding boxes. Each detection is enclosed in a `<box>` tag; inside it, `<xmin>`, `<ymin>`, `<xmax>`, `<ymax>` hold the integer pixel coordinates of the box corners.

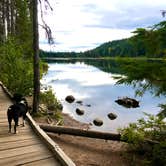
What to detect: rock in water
<box><xmin>76</xmin><ymin>108</ymin><xmax>84</xmax><ymax>115</ymax></box>
<box><xmin>93</xmin><ymin>118</ymin><xmax>103</xmax><ymax>126</ymax></box>
<box><xmin>115</xmin><ymin>97</ymin><xmax>139</xmax><ymax>108</ymax></box>
<box><xmin>65</xmin><ymin>95</ymin><xmax>75</xmax><ymax>103</ymax></box>
<box><xmin>108</xmin><ymin>113</ymin><xmax>117</xmax><ymax>120</ymax></box>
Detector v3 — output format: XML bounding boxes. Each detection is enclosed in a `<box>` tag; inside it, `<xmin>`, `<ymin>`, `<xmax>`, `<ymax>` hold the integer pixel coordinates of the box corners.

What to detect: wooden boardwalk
<box><xmin>0</xmin><ymin>86</ymin><xmax>65</xmax><ymax>166</ymax></box>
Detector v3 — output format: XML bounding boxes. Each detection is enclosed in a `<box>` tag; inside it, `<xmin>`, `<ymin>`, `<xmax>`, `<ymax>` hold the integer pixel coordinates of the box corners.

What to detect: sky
<box><xmin>39</xmin><ymin>0</ymin><xmax>166</xmax><ymax>52</ymax></box>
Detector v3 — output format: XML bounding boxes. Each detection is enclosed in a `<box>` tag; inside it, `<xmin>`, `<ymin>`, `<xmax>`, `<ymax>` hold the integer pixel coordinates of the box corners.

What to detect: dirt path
<box><xmin>48</xmin><ymin>133</ymin><xmax>129</xmax><ymax>166</ymax></box>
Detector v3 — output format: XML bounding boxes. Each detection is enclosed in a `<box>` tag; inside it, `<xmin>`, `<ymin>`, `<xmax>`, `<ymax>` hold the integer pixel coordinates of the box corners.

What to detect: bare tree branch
<box><xmin>38</xmin><ymin>0</ymin><xmax>54</xmax><ymax>44</ymax></box>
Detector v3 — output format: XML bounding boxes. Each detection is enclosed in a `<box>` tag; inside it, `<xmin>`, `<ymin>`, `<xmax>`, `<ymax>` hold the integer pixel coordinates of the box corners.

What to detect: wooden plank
<box><xmin>0</xmin><ymin>130</ymin><xmax>31</xmax><ymax>136</ymax></box>
<box><xmin>27</xmin><ymin>113</ymin><xmax>76</xmax><ymax>166</ymax></box>
<box><xmin>0</xmin><ymin>119</ymin><xmax>8</xmax><ymax>122</ymax></box>
<box><xmin>0</xmin><ymin>124</ymin><xmax>30</xmax><ymax>131</ymax></box>
<box><xmin>23</xmin><ymin>157</ymin><xmax>60</xmax><ymax>166</ymax></box>
<box><xmin>0</xmin><ymin>112</ymin><xmax>7</xmax><ymax>114</ymax></box>
<box><xmin>0</xmin><ymin>117</ymin><xmax>7</xmax><ymax>120</ymax></box>
<box><xmin>0</xmin><ymin>129</ymin><xmax>34</xmax><ymax>137</ymax></box>
<box><xmin>0</xmin><ymin>127</ymin><xmax>31</xmax><ymax>132</ymax></box>
<box><xmin>0</xmin><ymin>138</ymin><xmax>41</xmax><ymax>151</ymax></box>
<box><xmin>0</xmin><ymin>125</ymin><xmax>8</xmax><ymax>128</ymax></box>
<box><xmin>0</xmin><ymin>144</ymin><xmax>51</xmax><ymax>159</ymax></box>
<box><xmin>0</xmin><ymin>114</ymin><xmax>7</xmax><ymax>117</ymax></box>
<box><xmin>0</xmin><ymin>150</ymin><xmax>55</xmax><ymax>166</ymax></box>
<box><xmin>0</xmin><ymin>134</ymin><xmax>36</xmax><ymax>143</ymax></box>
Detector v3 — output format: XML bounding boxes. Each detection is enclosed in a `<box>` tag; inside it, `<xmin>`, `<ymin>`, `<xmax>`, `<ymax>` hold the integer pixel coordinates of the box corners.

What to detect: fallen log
<box><xmin>39</xmin><ymin>124</ymin><xmax>121</xmax><ymax>141</ymax></box>
<box><xmin>39</xmin><ymin>124</ymin><xmax>159</xmax><ymax>144</ymax></box>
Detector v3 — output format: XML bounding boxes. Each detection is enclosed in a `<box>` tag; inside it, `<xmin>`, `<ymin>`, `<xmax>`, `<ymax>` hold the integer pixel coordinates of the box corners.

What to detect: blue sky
<box><xmin>39</xmin><ymin>0</ymin><xmax>166</xmax><ymax>52</ymax></box>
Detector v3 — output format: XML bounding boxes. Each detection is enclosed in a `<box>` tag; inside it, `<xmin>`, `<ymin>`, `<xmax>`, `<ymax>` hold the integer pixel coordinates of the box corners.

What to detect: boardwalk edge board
<box><xmin>0</xmin><ymin>82</ymin><xmax>75</xmax><ymax>166</ymax></box>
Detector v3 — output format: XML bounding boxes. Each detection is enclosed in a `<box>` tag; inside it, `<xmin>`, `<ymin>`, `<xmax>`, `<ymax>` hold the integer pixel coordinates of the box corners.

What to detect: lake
<box><xmin>41</xmin><ymin>59</ymin><xmax>166</xmax><ymax>133</ymax></box>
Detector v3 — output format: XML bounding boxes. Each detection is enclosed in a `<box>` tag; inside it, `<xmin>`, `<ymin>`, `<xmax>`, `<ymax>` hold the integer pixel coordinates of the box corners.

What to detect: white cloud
<box><xmin>39</xmin><ymin>0</ymin><xmax>166</xmax><ymax>52</ymax></box>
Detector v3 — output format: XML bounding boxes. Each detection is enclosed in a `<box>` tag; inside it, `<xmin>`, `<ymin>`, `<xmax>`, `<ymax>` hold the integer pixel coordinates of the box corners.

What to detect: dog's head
<box><xmin>13</xmin><ymin>93</ymin><xmax>23</xmax><ymax>103</ymax></box>
<box><xmin>20</xmin><ymin>98</ymin><xmax>27</xmax><ymax>104</ymax></box>
<box><xmin>20</xmin><ymin>98</ymin><xmax>28</xmax><ymax>108</ymax></box>
<box><xmin>13</xmin><ymin>93</ymin><xmax>28</xmax><ymax>108</ymax></box>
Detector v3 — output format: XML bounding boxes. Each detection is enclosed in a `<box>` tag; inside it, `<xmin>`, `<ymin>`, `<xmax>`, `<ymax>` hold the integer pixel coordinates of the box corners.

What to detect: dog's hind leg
<box><xmin>7</xmin><ymin>114</ymin><xmax>12</xmax><ymax>133</ymax></box>
<box><xmin>14</xmin><ymin>118</ymin><xmax>18</xmax><ymax>134</ymax></box>
<box><xmin>7</xmin><ymin>109</ymin><xmax>12</xmax><ymax>133</ymax></box>
<box><xmin>8</xmin><ymin>119</ymin><xmax>12</xmax><ymax>133</ymax></box>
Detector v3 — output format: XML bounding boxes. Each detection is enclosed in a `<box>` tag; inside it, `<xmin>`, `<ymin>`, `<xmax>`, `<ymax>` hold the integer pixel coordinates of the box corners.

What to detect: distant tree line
<box><xmin>40</xmin><ymin>21</ymin><xmax>166</xmax><ymax>58</ymax></box>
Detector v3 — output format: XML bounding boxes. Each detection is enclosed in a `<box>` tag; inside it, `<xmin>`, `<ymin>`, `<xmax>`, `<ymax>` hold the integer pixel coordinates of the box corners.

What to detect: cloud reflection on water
<box><xmin>41</xmin><ymin>62</ymin><xmax>165</xmax><ymax>132</ymax></box>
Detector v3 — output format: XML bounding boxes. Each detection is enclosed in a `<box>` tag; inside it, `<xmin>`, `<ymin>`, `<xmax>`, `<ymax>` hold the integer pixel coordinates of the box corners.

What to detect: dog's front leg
<box><xmin>22</xmin><ymin>117</ymin><xmax>25</xmax><ymax>127</ymax></box>
<box><xmin>22</xmin><ymin>115</ymin><xmax>26</xmax><ymax>127</ymax></box>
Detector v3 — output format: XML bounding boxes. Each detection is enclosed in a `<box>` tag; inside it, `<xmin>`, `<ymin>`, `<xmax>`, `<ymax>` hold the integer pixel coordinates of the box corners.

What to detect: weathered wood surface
<box><xmin>40</xmin><ymin>124</ymin><xmax>121</xmax><ymax>141</ymax></box>
<box><xmin>0</xmin><ymin>85</ymin><xmax>64</xmax><ymax>166</ymax></box>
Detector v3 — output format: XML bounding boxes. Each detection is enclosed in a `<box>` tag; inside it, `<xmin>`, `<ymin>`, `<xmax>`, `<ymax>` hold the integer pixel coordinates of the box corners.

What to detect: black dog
<box><xmin>7</xmin><ymin>94</ymin><xmax>28</xmax><ymax>134</ymax></box>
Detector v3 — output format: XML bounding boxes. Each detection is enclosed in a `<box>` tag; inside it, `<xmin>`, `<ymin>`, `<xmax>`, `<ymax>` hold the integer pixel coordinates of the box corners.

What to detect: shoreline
<box><xmin>34</xmin><ymin>109</ymin><xmax>143</xmax><ymax>166</ymax></box>
<box><xmin>33</xmin><ymin>110</ymin><xmax>90</xmax><ymax>130</ymax></box>
<box><xmin>61</xmin><ymin>112</ymin><xmax>90</xmax><ymax>129</ymax></box>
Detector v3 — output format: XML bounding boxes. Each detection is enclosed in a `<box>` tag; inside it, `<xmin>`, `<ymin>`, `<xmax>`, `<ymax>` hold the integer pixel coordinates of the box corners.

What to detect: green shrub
<box><xmin>118</xmin><ymin>113</ymin><xmax>166</xmax><ymax>165</ymax></box>
<box><xmin>152</xmin><ymin>142</ymin><xmax>166</xmax><ymax>166</ymax></box>
<box><xmin>40</xmin><ymin>88</ymin><xmax>63</xmax><ymax>111</ymax></box>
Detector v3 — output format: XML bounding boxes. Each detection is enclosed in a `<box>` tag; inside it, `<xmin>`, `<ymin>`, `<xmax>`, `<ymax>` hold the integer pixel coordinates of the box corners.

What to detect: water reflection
<box><xmin>41</xmin><ymin>59</ymin><xmax>166</xmax><ymax>132</ymax></box>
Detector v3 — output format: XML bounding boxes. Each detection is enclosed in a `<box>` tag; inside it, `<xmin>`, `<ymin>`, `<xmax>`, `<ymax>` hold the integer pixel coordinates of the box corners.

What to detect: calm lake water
<box><xmin>41</xmin><ymin>59</ymin><xmax>166</xmax><ymax>133</ymax></box>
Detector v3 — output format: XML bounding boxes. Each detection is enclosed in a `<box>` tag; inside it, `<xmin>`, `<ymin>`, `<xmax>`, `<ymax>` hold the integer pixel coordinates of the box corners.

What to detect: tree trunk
<box><xmin>10</xmin><ymin>0</ymin><xmax>14</xmax><ymax>35</ymax></box>
<box><xmin>39</xmin><ymin>124</ymin><xmax>121</xmax><ymax>141</ymax></box>
<box><xmin>6</xmin><ymin>0</ymin><xmax>10</xmax><ymax>35</ymax></box>
<box><xmin>2</xmin><ymin>0</ymin><xmax>6</xmax><ymax>40</ymax></box>
<box><xmin>32</xmin><ymin>0</ymin><xmax>40</xmax><ymax>113</ymax></box>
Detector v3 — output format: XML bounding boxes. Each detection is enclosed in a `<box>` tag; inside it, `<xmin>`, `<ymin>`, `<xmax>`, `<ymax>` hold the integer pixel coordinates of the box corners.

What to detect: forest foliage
<box><xmin>0</xmin><ymin>0</ymin><xmax>33</xmax><ymax>95</ymax></box>
<box><xmin>0</xmin><ymin>0</ymin><xmax>48</xmax><ymax>96</ymax></box>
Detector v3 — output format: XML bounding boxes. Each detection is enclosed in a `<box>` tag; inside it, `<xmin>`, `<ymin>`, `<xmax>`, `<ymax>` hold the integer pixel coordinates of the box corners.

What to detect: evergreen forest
<box><xmin>40</xmin><ymin>21</ymin><xmax>166</xmax><ymax>58</ymax></box>
<box><xmin>0</xmin><ymin>0</ymin><xmax>33</xmax><ymax>95</ymax></box>
<box><xmin>0</xmin><ymin>0</ymin><xmax>47</xmax><ymax>96</ymax></box>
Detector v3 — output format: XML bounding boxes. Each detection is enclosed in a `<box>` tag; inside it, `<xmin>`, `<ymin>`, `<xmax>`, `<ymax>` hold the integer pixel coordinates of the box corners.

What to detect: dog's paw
<box><xmin>14</xmin><ymin>131</ymin><xmax>18</xmax><ymax>134</ymax></box>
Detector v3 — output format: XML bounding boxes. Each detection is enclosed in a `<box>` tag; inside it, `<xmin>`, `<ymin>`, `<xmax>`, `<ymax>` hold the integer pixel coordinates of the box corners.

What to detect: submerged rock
<box><xmin>76</xmin><ymin>108</ymin><xmax>84</xmax><ymax>115</ymax></box>
<box><xmin>76</xmin><ymin>100</ymin><xmax>83</xmax><ymax>105</ymax></box>
<box><xmin>108</xmin><ymin>113</ymin><xmax>117</xmax><ymax>120</ymax></box>
<box><xmin>85</xmin><ymin>104</ymin><xmax>91</xmax><ymax>107</ymax></box>
<box><xmin>93</xmin><ymin>118</ymin><xmax>103</xmax><ymax>126</ymax></box>
<box><xmin>65</xmin><ymin>95</ymin><xmax>75</xmax><ymax>103</ymax></box>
